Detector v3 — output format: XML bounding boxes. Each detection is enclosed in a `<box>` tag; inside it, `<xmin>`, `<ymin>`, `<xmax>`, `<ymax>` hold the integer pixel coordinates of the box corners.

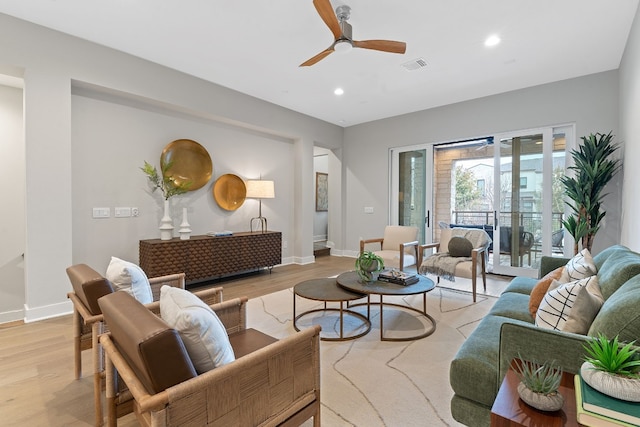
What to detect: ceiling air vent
<box><xmin>401</xmin><ymin>58</ymin><xmax>428</xmax><ymax>71</ymax></box>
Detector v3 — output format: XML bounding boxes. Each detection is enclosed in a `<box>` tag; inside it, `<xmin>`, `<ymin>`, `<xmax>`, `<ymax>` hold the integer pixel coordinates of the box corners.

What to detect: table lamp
<box><xmin>245</xmin><ymin>179</ymin><xmax>275</xmax><ymax>233</ymax></box>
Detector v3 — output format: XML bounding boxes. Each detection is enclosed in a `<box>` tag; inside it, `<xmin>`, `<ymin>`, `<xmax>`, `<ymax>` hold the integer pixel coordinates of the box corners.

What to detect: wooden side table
<box><xmin>491</xmin><ymin>363</ymin><xmax>584</xmax><ymax>427</ymax></box>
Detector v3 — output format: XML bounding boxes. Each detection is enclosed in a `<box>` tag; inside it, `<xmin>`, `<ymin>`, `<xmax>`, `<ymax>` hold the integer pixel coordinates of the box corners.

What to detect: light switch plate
<box><xmin>92</xmin><ymin>207</ymin><xmax>110</xmax><ymax>218</ymax></box>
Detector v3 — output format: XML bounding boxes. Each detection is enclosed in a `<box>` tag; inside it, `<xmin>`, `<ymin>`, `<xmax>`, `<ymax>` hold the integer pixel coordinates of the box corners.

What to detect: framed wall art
<box><xmin>315</xmin><ymin>172</ymin><xmax>328</xmax><ymax>212</ymax></box>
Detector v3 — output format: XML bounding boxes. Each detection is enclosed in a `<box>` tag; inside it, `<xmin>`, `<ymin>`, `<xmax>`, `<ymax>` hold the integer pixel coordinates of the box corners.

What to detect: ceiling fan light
<box><xmin>334</xmin><ymin>40</ymin><xmax>352</xmax><ymax>54</ymax></box>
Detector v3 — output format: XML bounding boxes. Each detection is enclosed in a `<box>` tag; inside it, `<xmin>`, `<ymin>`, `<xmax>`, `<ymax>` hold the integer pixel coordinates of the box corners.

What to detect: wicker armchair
<box><xmin>99</xmin><ymin>292</ymin><xmax>322</xmax><ymax>427</ymax></box>
<box><xmin>65</xmin><ymin>263</ymin><xmax>223</xmax><ymax>426</ymax></box>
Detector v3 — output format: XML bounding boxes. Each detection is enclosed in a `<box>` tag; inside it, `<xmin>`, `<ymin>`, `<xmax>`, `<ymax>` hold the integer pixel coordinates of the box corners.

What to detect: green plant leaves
<box><xmin>515</xmin><ymin>354</ymin><xmax>562</xmax><ymax>395</ymax></box>
<box><xmin>355</xmin><ymin>251</ymin><xmax>385</xmax><ymax>282</ymax></box>
<box><xmin>562</xmin><ymin>131</ymin><xmax>620</xmax><ymax>253</ymax></box>
<box><xmin>583</xmin><ymin>334</ymin><xmax>640</xmax><ymax>378</ymax></box>
<box><xmin>140</xmin><ymin>160</ymin><xmax>191</xmax><ymax>200</ymax></box>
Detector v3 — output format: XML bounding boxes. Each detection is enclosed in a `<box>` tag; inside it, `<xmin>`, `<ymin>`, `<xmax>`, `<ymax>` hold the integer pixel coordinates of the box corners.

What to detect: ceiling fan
<box><xmin>300</xmin><ymin>0</ymin><xmax>407</xmax><ymax>67</ymax></box>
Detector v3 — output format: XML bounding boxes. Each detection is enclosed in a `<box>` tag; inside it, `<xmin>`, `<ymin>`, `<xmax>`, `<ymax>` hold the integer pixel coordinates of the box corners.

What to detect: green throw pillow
<box><xmin>448</xmin><ymin>237</ymin><xmax>473</xmax><ymax>257</ymax></box>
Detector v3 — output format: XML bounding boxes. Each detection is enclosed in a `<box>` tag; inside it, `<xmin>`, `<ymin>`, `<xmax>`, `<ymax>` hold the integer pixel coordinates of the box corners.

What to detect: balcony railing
<box><xmin>451</xmin><ymin>210</ymin><xmax>564</xmax><ymax>236</ymax></box>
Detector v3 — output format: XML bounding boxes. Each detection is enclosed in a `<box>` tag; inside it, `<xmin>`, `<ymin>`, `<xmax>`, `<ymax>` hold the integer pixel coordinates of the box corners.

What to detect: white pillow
<box><xmin>105</xmin><ymin>256</ymin><xmax>153</xmax><ymax>304</ymax></box>
<box><xmin>559</xmin><ymin>248</ymin><xmax>597</xmax><ymax>283</ymax></box>
<box><xmin>535</xmin><ymin>276</ymin><xmax>604</xmax><ymax>334</ymax></box>
<box><xmin>160</xmin><ymin>285</ymin><xmax>235</xmax><ymax>374</ymax></box>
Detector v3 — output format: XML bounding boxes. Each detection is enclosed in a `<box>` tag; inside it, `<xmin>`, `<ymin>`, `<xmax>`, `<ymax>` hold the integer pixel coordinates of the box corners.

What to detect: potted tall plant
<box><xmin>561</xmin><ymin>132</ymin><xmax>621</xmax><ymax>254</ymax></box>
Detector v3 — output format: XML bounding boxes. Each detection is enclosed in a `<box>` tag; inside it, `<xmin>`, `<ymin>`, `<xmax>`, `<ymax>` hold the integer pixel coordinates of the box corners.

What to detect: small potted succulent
<box><xmin>355</xmin><ymin>251</ymin><xmax>384</xmax><ymax>283</ymax></box>
<box><xmin>581</xmin><ymin>333</ymin><xmax>640</xmax><ymax>401</ymax></box>
<box><xmin>514</xmin><ymin>356</ymin><xmax>564</xmax><ymax>411</ymax></box>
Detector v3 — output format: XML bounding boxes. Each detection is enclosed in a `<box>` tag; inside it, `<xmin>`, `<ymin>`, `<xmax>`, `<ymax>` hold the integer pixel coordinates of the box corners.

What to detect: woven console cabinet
<box><xmin>139</xmin><ymin>231</ymin><xmax>281</xmax><ymax>285</ymax></box>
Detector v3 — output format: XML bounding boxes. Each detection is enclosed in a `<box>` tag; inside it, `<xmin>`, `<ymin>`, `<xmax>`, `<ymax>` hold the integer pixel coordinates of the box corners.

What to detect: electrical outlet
<box><xmin>131</xmin><ymin>207</ymin><xmax>139</xmax><ymax>217</ymax></box>
<box><xmin>364</xmin><ymin>206</ymin><xmax>374</xmax><ymax>214</ymax></box>
<box><xmin>115</xmin><ymin>207</ymin><xmax>131</xmax><ymax>218</ymax></box>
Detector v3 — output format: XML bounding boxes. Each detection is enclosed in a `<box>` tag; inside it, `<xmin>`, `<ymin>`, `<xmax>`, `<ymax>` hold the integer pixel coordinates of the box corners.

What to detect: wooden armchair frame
<box><xmin>418</xmin><ymin>233</ymin><xmax>488</xmax><ymax>302</ymax></box>
<box><xmin>360</xmin><ymin>225</ymin><xmax>419</xmax><ymax>271</ymax></box>
<box><xmin>66</xmin><ymin>264</ymin><xmax>223</xmax><ymax>426</ymax></box>
<box><xmin>100</xmin><ymin>297</ymin><xmax>322</xmax><ymax>427</ymax></box>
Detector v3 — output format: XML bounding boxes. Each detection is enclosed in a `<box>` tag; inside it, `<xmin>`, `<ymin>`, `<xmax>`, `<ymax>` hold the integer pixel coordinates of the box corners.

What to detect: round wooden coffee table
<box><xmin>336</xmin><ymin>271</ymin><xmax>436</xmax><ymax>341</ymax></box>
<box><xmin>293</xmin><ymin>278</ymin><xmax>371</xmax><ymax>341</ymax></box>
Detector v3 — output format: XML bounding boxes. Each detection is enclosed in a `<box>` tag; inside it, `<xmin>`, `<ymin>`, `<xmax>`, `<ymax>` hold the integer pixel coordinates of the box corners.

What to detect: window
<box><xmin>520</xmin><ymin>177</ymin><xmax>527</xmax><ymax>189</ymax></box>
<box><xmin>477</xmin><ymin>179</ymin><xmax>486</xmax><ymax>196</ymax></box>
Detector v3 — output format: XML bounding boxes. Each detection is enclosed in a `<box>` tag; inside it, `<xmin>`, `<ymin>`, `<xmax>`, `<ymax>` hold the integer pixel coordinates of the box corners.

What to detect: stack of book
<box><xmin>206</xmin><ymin>230</ymin><xmax>233</xmax><ymax>237</ymax></box>
<box><xmin>378</xmin><ymin>270</ymin><xmax>419</xmax><ymax>285</ymax></box>
<box><xmin>574</xmin><ymin>374</ymin><xmax>640</xmax><ymax>427</ymax></box>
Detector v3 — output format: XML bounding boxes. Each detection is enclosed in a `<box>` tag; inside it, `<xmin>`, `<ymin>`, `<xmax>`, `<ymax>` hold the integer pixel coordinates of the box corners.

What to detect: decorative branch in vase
<box><xmin>140</xmin><ymin>160</ymin><xmax>191</xmax><ymax>240</ymax></box>
<box><xmin>140</xmin><ymin>160</ymin><xmax>191</xmax><ymax>200</ymax></box>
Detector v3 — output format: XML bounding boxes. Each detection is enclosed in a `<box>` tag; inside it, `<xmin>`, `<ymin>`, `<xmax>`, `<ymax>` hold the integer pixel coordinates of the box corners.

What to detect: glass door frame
<box><xmin>390</xmin><ymin>144</ymin><xmax>433</xmax><ymax>244</ymax></box>
<box><xmin>492</xmin><ymin>126</ymin><xmax>553</xmax><ymax>277</ymax></box>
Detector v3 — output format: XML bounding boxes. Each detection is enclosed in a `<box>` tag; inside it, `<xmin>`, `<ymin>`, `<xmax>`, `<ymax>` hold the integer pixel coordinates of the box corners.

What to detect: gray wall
<box><xmin>71</xmin><ymin>93</ymin><xmax>297</xmax><ymax>272</ymax></box>
<box><xmin>2</xmin><ymin>6</ymin><xmax>639</xmax><ymax>322</ymax></box>
<box><xmin>0</xmin><ymin>84</ymin><xmax>25</xmax><ymax>323</ymax></box>
<box><xmin>0</xmin><ymin>12</ymin><xmax>342</xmax><ymax>322</ymax></box>
<box><xmin>620</xmin><ymin>3</ymin><xmax>640</xmax><ymax>252</ymax></box>
<box><xmin>313</xmin><ymin>150</ymin><xmax>329</xmax><ymax>241</ymax></box>
<box><xmin>343</xmin><ymin>71</ymin><xmax>622</xmax><ymax>256</ymax></box>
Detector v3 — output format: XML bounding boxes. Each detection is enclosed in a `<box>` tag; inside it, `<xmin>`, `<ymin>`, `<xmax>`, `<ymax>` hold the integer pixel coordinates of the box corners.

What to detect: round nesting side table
<box><xmin>336</xmin><ymin>271</ymin><xmax>436</xmax><ymax>341</ymax></box>
<box><xmin>293</xmin><ymin>278</ymin><xmax>371</xmax><ymax>341</ymax></box>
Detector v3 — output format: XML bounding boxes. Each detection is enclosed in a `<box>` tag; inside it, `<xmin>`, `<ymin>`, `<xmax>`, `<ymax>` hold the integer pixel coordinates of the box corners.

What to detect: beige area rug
<box><xmin>246</xmin><ymin>286</ymin><xmax>497</xmax><ymax>427</ymax></box>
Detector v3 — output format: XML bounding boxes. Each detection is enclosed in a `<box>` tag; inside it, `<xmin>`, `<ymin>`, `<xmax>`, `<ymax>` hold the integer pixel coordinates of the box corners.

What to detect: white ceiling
<box><xmin>0</xmin><ymin>1</ymin><xmax>638</xmax><ymax>127</ymax></box>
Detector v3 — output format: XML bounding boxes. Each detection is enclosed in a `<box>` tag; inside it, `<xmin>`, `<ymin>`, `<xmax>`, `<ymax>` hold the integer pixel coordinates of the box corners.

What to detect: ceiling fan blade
<box><xmin>353</xmin><ymin>40</ymin><xmax>407</xmax><ymax>54</ymax></box>
<box><xmin>299</xmin><ymin>48</ymin><xmax>334</xmax><ymax>67</ymax></box>
<box><xmin>313</xmin><ymin>0</ymin><xmax>342</xmax><ymax>40</ymax></box>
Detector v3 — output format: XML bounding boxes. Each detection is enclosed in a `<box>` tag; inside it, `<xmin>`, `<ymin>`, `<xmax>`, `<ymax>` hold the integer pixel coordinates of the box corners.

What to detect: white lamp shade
<box><xmin>245</xmin><ymin>180</ymin><xmax>275</xmax><ymax>199</ymax></box>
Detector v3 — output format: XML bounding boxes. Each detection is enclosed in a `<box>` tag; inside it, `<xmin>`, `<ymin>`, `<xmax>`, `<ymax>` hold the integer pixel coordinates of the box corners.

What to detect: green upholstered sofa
<box><xmin>449</xmin><ymin>245</ymin><xmax>640</xmax><ymax>427</ymax></box>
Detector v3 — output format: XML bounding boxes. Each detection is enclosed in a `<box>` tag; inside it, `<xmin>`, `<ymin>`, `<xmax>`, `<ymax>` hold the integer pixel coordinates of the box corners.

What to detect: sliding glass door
<box><xmin>390</xmin><ymin>145</ymin><xmax>432</xmax><ymax>244</ymax></box>
<box><xmin>390</xmin><ymin>124</ymin><xmax>571</xmax><ymax>277</ymax></box>
<box><xmin>492</xmin><ymin>126</ymin><xmax>569</xmax><ymax>277</ymax></box>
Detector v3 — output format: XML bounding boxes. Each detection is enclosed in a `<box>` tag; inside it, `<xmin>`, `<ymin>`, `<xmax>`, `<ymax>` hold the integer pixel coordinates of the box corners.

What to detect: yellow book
<box><xmin>574</xmin><ymin>375</ymin><xmax>636</xmax><ymax>427</ymax></box>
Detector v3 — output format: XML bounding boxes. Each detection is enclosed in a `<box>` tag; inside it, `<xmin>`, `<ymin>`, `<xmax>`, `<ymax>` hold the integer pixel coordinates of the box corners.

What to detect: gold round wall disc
<box><xmin>213</xmin><ymin>174</ymin><xmax>247</xmax><ymax>211</ymax></box>
<box><xmin>160</xmin><ymin>139</ymin><xmax>213</xmax><ymax>191</ymax></box>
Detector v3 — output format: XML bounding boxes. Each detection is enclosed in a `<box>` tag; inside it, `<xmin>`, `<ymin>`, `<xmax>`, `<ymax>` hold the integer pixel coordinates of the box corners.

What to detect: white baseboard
<box><xmin>24</xmin><ymin>299</ymin><xmax>72</xmax><ymax>323</ymax></box>
<box><xmin>293</xmin><ymin>255</ymin><xmax>316</xmax><ymax>265</ymax></box>
<box><xmin>0</xmin><ymin>308</ymin><xmax>24</xmax><ymax>324</ymax></box>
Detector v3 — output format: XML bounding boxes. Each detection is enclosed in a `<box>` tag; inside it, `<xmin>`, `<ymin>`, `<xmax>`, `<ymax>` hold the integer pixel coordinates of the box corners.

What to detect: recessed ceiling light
<box><xmin>334</xmin><ymin>88</ymin><xmax>344</xmax><ymax>96</ymax></box>
<box><xmin>485</xmin><ymin>35</ymin><xmax>501</xmax><ymax>47</ymax></box>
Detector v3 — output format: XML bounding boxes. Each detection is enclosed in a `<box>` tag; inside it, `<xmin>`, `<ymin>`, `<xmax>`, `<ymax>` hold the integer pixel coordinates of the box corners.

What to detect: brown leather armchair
<box><xmin>66</xmin><ymin>263</ymin><xmax>222</xmax><ymax>426</ymax></box>
<box><xmin>99</xmin><ymin>291</ymin><xmax>321</xmax><ymax>427</ymax></box>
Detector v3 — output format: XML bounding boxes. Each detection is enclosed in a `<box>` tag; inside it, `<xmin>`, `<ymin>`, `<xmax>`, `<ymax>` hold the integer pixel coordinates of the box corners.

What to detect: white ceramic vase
<box><xmin>581</xmin><ymin>361</ymin><xmax>640</xmax><ymax>402</ymax></box>
<box><xmin>159</xmin><ymin>199</ymin><xmax>174</xmax><ymax>240</ymax></box>
<box><xmin>179</xmin><ymin>207</ymin><xmax>192</xmax><ymax>240</ymax></box>
<box><xmin>517</xmin><ymin>382</ymin><xmax>564</xmax><ymax>411</ymax></box>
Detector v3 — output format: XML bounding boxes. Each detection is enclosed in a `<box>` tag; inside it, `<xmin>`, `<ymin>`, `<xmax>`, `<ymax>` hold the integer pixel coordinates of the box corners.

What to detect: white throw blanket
<box><xmin>419</xmin><ymin>228</ymin><xmax>492</xmax><ymax>281</ymax></box>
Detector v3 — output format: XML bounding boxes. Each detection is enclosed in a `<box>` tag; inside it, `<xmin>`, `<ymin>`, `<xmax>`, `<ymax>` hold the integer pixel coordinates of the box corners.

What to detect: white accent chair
<box><xmin>418</xmin><ymin>227</ymin><xmax>491</xmax><ymax>302</ymax></box>
<box><xmin>360</xmin><ymin>225</ymin><xmax>419</xmax><ymax>271</ymax></box>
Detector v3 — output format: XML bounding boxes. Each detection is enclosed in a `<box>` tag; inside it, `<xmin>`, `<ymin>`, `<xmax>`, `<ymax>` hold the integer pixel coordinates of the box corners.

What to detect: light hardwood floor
<box><xmin>0</xmin><ymin>255</ymin><xmax>509</xmax><ymax>426</ymax></box>
<box><xmin>0</xmin><ymin>255</ymin><xmax>354</xmax><ymax>426</ymax></box>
